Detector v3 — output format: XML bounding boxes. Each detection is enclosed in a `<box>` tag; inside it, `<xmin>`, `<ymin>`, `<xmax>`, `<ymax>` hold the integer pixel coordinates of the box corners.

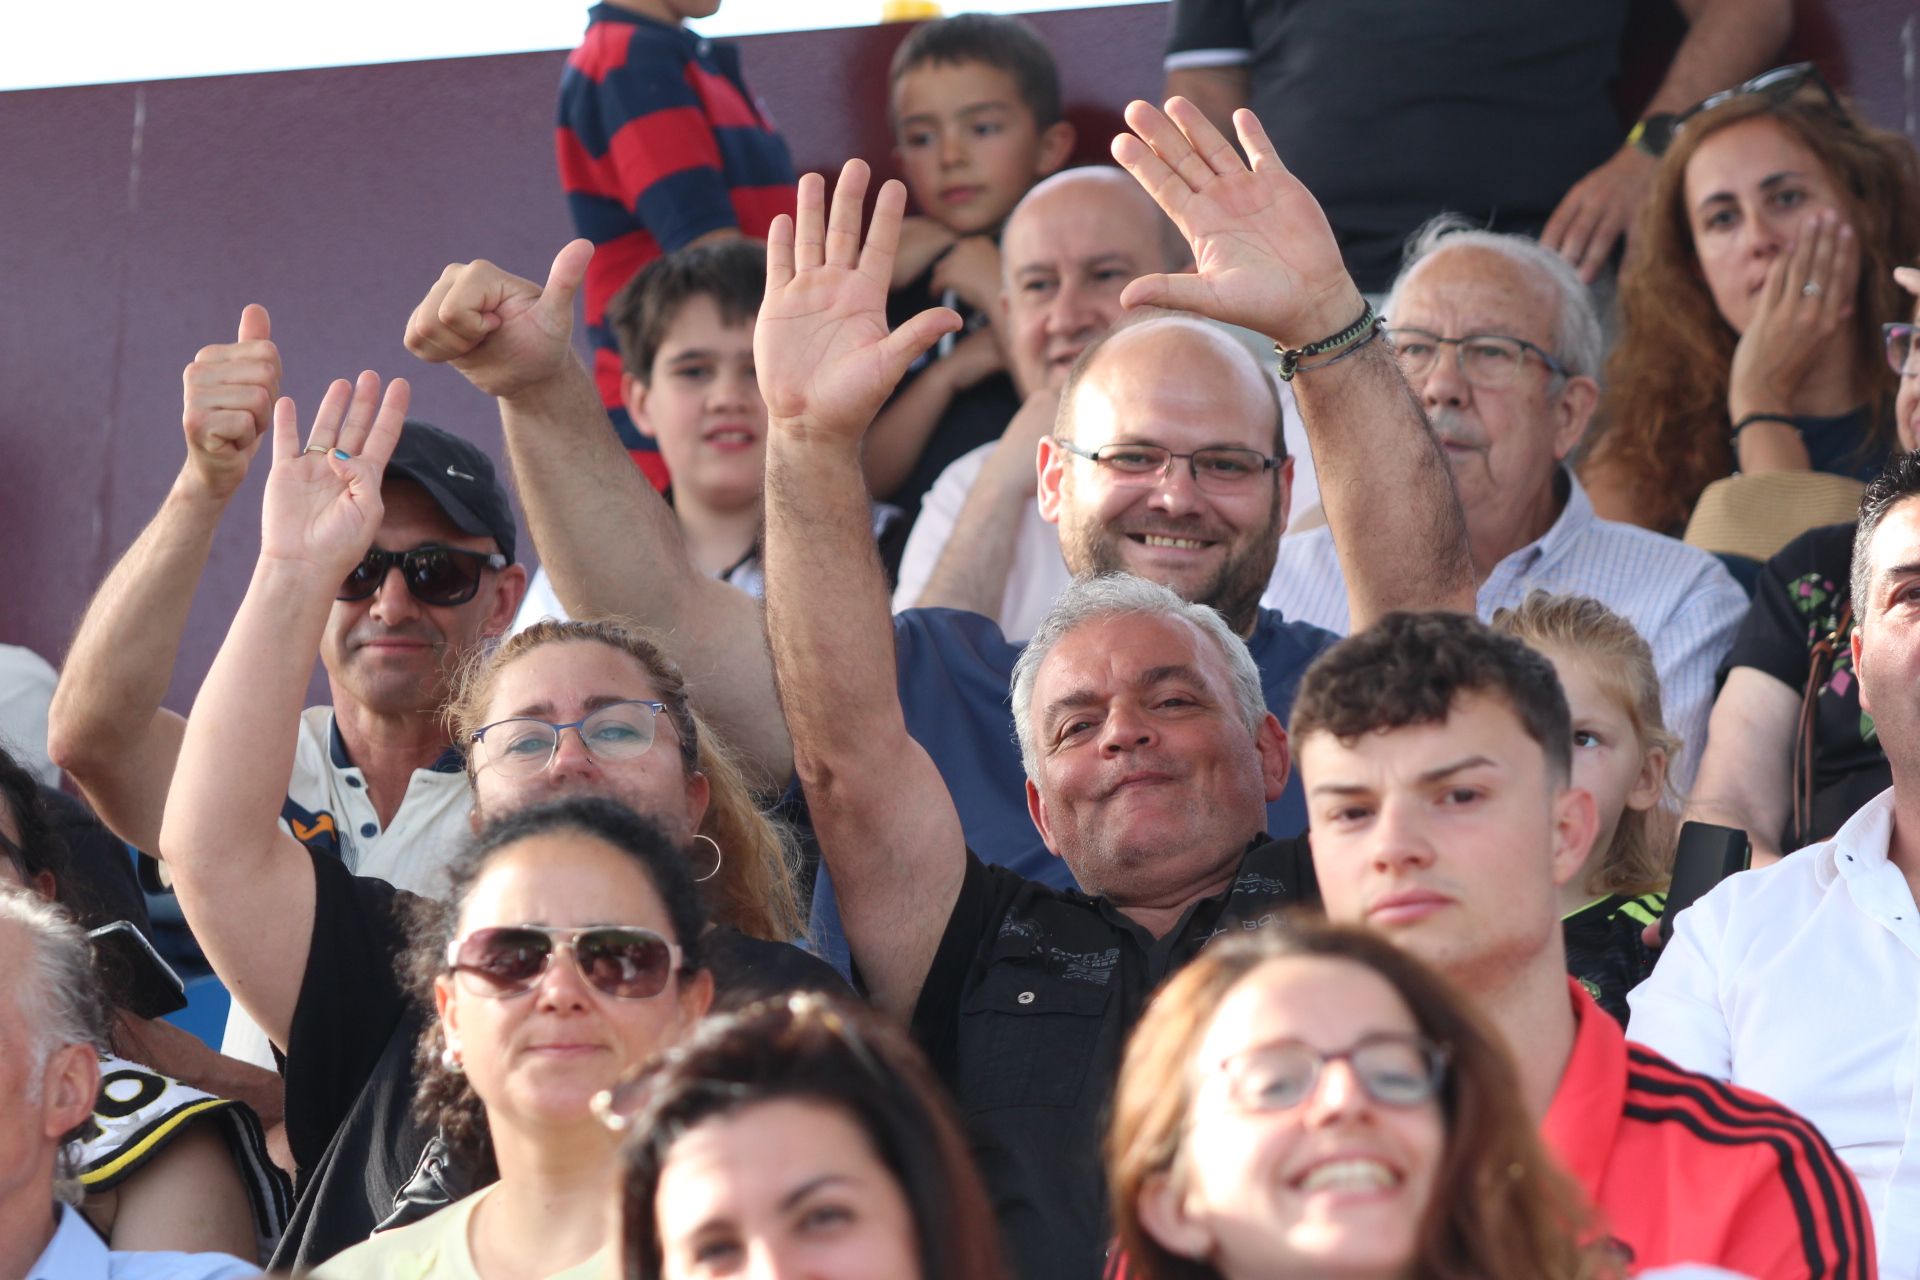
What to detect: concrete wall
<box><xmin>0</xmin><ymin>0</ymin><xmax>1908</xmax><ymax>711</ymax></box>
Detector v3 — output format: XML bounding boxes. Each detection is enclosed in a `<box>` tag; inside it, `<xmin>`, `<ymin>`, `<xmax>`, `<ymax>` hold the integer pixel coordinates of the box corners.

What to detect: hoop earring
<box><xmin>691</xmin><ymin>833</ymin><xmax>723</xmax><ymax>884</ymax></box>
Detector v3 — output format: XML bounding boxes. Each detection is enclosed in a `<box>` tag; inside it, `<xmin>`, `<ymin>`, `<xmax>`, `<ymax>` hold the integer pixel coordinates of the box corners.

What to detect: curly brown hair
<box><xmin>1492</xmin><ymin>592</ymin><xmax>1680</xmax><ymax>898</ymax></box>
<box><xmin>1581</xmin><ymin>83</ymin><xmax>1920</xmax><ymax>532</ymax></box>
<box><xmin>446</xmin><ymin>618</ymin><xmax>805</xmax><ymax>945</ymax></box>
<box><xmin>1107</xmin><ymin>925</ymin><xmax>1609</xmax><ymax>1280</ymax></box>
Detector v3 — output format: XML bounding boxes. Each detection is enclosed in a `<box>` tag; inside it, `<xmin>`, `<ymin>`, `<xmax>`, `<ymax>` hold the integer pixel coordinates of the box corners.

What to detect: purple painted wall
<box><xmin>0</xmin><ymin>1</ymin><xmax>1909</xmax><ymax>712</ymax></box>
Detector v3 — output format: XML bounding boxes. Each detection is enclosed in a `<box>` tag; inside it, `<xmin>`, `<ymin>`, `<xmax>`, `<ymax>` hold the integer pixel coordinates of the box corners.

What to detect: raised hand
<box><xmin>757</xmin><ymin>160</ymin><xmax>963</xmax><ymax>445</ymax></box>
<box><xmin>1111</xmin><ymin>98</ymin><xmax>1363</xmax><ymax>347</ymax></box>
<box><xmin>404</xmin><ymin>240</ymin><xmax>593</xmax><ymax>400</ymax></box>
<box><xmin>1728</xmin><ymin>209</ymin><xmax>1860</xmax><ymax>422</ymax></box>
<box><xmin>181</xmin><ymin>304</ymin><xmax>281</xmax><ymax>499</ymax></box>
<box><xmin>259</xmin><ymin>371</ymin><xmax>408</xmax><ymax>578</ymax></box>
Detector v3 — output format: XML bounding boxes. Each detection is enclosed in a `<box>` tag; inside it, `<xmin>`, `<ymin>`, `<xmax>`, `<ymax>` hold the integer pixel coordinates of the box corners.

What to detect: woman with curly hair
<box><xmin>1581</xmin><ymin>64</ymin><xmax>1920</xmax><ymax>532</ymax></box>
<box><xmin>316</xmin><ymin>796</ymin><xmax>713</xmax><ymax>1278</ymax></box>
<box><xmin>1107</xmin><ymin>925</ymin><xmax>1608</xmax><ymax>1280</ymax></box>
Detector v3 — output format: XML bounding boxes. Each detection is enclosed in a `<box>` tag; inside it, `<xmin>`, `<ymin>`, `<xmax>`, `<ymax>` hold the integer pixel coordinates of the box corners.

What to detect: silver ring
<box><xmin>1802</xmin><ymin>281</ymin><xmax>1824</xmax><ymax>298</ymax></box>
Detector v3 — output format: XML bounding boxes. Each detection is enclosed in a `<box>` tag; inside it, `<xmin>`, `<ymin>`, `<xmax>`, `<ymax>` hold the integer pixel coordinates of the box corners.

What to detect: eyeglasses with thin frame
<box><xmin>1384</xmin><ymin>329</ymin><xmax>1570</xmax><ymax>389</ymax></box>
<box><xmin>1885</xmin><ymin>323</ymin><xmax>1920</xmax><ymax>377</ymax></box>
<box><xmin>469</xmin><ymin>700</ymin><xmax>671</xmax><ymax>777</ymax></box>
<box><xmin>1212</xmin><ymin>1032</ymin><xmax>1450</xmax><ymax>1113</ymax></box>
<box><xmin>1663</xmin><ymin>62</ymin><xmax>1844</xmax><ymax>155</ymax></box>
<box><xmin>1052</xmin><ymin>437</ymin><xmax>1281</xmax><ymax>492</ymax></box>
<box><xmin>446</xmin><ymin>923</ymin><xmax>683</xmax><ymax>1000</ymax></box>
<box><xmin>337</xmin><ymin>545</ymin><xmax>508</xmax><ymax>607</ymax></box>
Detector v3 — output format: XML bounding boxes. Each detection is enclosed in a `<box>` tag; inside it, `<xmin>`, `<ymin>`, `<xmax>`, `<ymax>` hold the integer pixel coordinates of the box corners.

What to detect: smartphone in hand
<box><xmin>89</xmin><ymin>920</ymin><xmax>187</xmax><ymax>1019</ymax></box>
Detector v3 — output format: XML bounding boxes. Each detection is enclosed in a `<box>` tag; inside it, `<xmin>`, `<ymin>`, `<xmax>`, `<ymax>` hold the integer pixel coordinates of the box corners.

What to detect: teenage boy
<box><xmin>1294</xmin><ymin>611</ymin><xmax>1873</xmax><ymax>1280</ymax></box>
<box><xmin>557</xmin><ymin>0</ymin><xmax>796</xmax><ymax>490</ymax></box>
<box><xmin>864</xmin><ymin>13</ymin><xmax>1075</xmax><ymax>520</ymax></box>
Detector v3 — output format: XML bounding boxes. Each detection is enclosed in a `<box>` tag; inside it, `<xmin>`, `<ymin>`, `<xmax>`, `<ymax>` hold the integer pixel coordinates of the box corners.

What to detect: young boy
<box><xmin>864</xmin><ymin>14</ymin><xmax>1075</xmax><ymax>522</ymax></box>
<box><xmin>557</xmin><ymin>0</ymin><xmax>796</xmax><ymax>491</ymax></box>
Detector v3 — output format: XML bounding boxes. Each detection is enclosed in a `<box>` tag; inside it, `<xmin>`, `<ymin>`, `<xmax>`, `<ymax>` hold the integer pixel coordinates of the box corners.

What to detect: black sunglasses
<box><xmin>1658</xmin><ymin>63</ymin><xmax>1844</xmax><ymax>155</ymax></box>
<box><xmin>446</xmin><ymin>924</ymin><xmax>683</xmax><ymax>1000</ymax></box>
<box><xmin>337</xmin><ymin>545</ymin><xmax>508</xmax><ymax>606</ymax></box>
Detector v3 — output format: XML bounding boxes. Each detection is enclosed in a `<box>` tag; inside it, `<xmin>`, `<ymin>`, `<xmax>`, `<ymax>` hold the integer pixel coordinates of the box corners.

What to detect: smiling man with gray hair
<box><xmin>1263</xmin><ymin>216</ymin><xmax>1746</xmax><ymax>782</ymax></box>
<box><xmin>0</xmin><ymin>888</ymin><xmax>257</xmax><ymax>1280</ymax></box>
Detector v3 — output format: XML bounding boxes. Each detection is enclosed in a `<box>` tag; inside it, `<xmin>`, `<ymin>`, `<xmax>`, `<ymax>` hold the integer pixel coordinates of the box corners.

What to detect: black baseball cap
<box><xmin>381</xmin><ymin>420</ymin><xmax>517</xmax><ymax>564</ymax></box>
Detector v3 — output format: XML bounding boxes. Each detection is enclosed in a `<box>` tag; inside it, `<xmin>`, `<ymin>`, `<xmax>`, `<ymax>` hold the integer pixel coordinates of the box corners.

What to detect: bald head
<box><xmin>999</xmin><ymin>167</ymin><xmax>1193</xmax><ymax>394</ymax></box>
<box><xmin>1059</xmin><ymin>314</ymin><xmax>1282</xmax><ymax>455</ymax></box>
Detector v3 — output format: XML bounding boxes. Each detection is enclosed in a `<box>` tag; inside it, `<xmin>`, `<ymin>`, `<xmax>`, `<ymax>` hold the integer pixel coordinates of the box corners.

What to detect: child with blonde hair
<box><xmin>1494</xmin><ymin>591</ymin><xmax>1680</xmax><ymax>1025</ymax></box>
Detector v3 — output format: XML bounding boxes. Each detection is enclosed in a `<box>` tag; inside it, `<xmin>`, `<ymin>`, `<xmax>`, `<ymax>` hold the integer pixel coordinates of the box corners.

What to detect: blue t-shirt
<box><xmin>807</xmin><ymin>606</ymin><xmax>1338</xmax><ymax>970</ymax></box>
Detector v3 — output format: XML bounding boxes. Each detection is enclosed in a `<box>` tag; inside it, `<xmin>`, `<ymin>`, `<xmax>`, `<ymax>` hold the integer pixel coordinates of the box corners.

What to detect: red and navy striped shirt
<box><xmin>1545</xmin><ymin>981</ymin><xmax>1874</xmax><ymax>1278</ymax></box>
<box><xmin>556</xmin><ymin>5</ymin><xmax>796</xmax><ymax>489</ymax></box>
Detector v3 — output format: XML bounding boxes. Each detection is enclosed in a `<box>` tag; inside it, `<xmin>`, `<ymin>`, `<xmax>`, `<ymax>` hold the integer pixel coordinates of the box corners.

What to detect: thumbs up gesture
<box><xmin>181</xmin><ymin>304</ymin><xmax>281</xmax><ymax>499</ymax></box>
<box><xmin>404</xmin><ymin>239</ymin><xmax>594</xmax><ymax>400</ymax></box>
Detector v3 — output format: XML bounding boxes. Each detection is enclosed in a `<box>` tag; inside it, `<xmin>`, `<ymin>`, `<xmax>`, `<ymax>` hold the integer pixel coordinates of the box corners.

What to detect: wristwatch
<box><xmin>1626</xmin><ymin>113</ymin><xmax>1680</xmax><ymax>158</ymax></box>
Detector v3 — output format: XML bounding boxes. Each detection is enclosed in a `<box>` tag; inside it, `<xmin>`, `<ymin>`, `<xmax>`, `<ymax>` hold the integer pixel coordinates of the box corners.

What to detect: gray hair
<box><xmin>1010</xmin><ymin>574</ymin><xmax>1268</xmax><ymax>781</ymax></box>
<box><xmin>1384</xmin><ymin>214</ymin><xmax>1604</xmax><ymax>381</ymax></box>
<box><xmin>0</xmin><ymin>887</ymin><xmax>110</xmax><ymax>1076</ymax></box>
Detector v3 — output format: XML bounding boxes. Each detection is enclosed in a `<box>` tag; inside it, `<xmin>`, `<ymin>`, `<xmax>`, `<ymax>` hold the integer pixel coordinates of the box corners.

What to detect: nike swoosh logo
<box><xmin>446</xmin><ymin>465</ymin><xmax>475</xmax><ymax>481</ymax></box>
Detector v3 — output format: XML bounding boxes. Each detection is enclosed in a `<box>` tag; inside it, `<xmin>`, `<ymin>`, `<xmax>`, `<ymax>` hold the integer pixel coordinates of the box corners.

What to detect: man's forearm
<box><xmin>913</xmin><ymin>449</ymin><xmax>1032</xmax><ymax>616</ymax></box>
<box><xmin>1647</xmin><ymin>0</ymin><xmax>1793</xmax><ymax>118</ymax></box>
<box><xmin>49</xmin><ymin>471</ymin><xmax>231</xmax><ymax>849</ymax></box>
<box><xmin>497</xmin><ymin>362</ymin><xmax>793</xmax><ymax>788</ymax></box>
<box><xmin>1291</xmin><ymin>340</ymin><xmax>1474</xmax><ymax>629</ymax></box>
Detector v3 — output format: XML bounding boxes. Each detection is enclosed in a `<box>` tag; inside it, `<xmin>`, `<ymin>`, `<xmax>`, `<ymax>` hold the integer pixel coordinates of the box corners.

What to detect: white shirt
<box><xmin>0</xmin><ymin>643</ymin><xmax>60</xmax><ymax>787</ymax></box>
<box><xmin>222</xmin><ymin>706</ymin><xmax>473</xmax><ymax>1068</ymax></box>
<box><xmin>1627</xmin><ymin>788</ymin><xmax>1920</xmax><ymax>1279</ymax></box>
<box><xmin>27</xmin><ymin>1203</ymin><xmax>258</xmax><ymax>1279</ymax></box>
<box><xmin>1261</xmin><ymin>471</ymin><xmax>1744</xmax><ymax>789</ymax></box>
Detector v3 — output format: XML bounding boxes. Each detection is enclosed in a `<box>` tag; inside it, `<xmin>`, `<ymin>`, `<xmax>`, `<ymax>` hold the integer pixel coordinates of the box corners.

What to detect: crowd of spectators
<box><xmin>10</xmin><ymin>1</ymin><xmax>1920</xmax><ymax>1278</ymax></box>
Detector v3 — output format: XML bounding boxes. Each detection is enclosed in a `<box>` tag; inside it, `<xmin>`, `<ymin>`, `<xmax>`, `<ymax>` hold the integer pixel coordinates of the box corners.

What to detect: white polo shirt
<box><xmin>221</xmin><ymin>706</ymin><xmax>474</xmax><ymax>1067</ymax></box>
<box><xmin>1627</xmin><ymin>788</ymin><xmax>1920</xmax><ymax>1279</ymax></box>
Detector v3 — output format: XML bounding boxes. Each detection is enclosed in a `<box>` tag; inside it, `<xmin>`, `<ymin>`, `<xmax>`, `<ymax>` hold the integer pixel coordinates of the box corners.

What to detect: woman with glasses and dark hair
<box><xmin>1685</xmin><ymin>268</ymin><xmax>1920</xmax><ymax>865</ymax></box>
<box><xmin>314</xmin><ymin>796</ymin><xmax>713</xmax><ymax>1278</ymax></box>
<box><xmin>162</xmin><ymin>377</ymin><xmax>840</xmax><ymax>1270</ymax></box>
<box><xmin>1107</xmin><ymin>924</ymin><xmax>1603</xmax><ymax>1280</ymax></box>
<box><xmin>1581</xmin><ymin>63</ymin><xmax>1920</xmax><ymax>534</ymax></box>
<box><xmin>610</xmin><ymin>992</ymin><xmax>1009</xmax><ymax>1280</ymax></box>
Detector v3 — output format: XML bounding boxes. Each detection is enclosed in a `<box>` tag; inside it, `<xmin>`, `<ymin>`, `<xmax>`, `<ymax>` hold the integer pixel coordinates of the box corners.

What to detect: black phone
<box><xmin>89</xmin><ymin>920</ymin><xmax>187</xmax><ymax>1019</ymax></box>
<box><xmin>1659</xmin><ymin>821</ymin><xmax>1752</xmax><ymax>944</ymax></box>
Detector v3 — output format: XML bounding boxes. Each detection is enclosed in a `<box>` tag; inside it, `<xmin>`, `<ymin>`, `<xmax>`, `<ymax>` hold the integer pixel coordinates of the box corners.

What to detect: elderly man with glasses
<box><xmin>1264</xmin><ymin>217</ymin><xmax>1748</xmax><ymax>784</ymax></box>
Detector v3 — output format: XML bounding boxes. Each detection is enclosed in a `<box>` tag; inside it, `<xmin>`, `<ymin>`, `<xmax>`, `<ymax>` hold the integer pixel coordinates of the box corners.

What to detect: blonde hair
<box><xmin>447</xmin><ymin>619</ymin><xmax>805</xmax><ymax>943</ymax></box>
<box><xmin>1491</xmin><ymin>592</ymin><xmax>1679</xmax><ymax>897</ymax></box>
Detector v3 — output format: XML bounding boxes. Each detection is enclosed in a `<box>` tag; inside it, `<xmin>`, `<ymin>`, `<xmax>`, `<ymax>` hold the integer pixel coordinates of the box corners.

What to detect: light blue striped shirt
<box><xmin>1264</xmin><ymin>471</ymin><xmax>1745</xmax><ymax>789</ymax></box>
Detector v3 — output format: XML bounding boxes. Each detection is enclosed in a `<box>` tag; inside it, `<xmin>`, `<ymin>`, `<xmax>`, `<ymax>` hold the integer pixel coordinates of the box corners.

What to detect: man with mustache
<box><xmin>1263</xmin><ymin>218</ymin><xmax>1745</xmax><ymax>782</ymax></box>
<box><xmin>49</xmin><ymin>310</ymin><xmax>527</xmax><ymax>1071</ymax></box>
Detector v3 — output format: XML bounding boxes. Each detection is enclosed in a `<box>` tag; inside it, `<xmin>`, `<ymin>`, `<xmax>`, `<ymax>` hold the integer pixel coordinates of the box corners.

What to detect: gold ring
<box><xmin>303</xmin><ymin>444</ymin><xmax>331</xmax><ymax>455</ymax></box>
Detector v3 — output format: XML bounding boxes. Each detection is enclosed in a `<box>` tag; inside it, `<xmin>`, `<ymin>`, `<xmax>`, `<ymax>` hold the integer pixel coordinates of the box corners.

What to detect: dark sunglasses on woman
<box><xmin>447</xmin><ymin>924</ymin><xmax>683</xmax><ymax>1000</ymax></box>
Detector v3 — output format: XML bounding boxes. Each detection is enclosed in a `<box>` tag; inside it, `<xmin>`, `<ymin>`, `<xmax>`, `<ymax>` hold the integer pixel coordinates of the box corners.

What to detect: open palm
<box><xmin>1113</xmin><ymin>99</ymin><xmax>1362</xmax><ymax>347</ymax></box>
<box><xmin>260</xmin><ymin>372</ymin><xmax>409</xmax><ymax>577</ymax></box>
<box><xmin>756</xmin><ymin>162</ymin><xmax>961</xmax><ymax>444</ymax></box>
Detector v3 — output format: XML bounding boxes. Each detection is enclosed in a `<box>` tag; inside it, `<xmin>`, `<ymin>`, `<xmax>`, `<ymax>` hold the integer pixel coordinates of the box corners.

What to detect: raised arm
<box><xmin>402</xmin><ymin>245</ymin><xmax>789</xmax><ymax>790</ymax></box>
<box><xmin>1113</xmin><ymin>99</ymin><xmax>1473</xmax><ymax>629</ymax></box>
<box><xmin>49</xmin><ymin>307</ymin><xmax>280</xmax><ymax>852</ymax></box>
<box><xmin>160</xmin><ymin>375</ymin><xmax>408</xmax><ymax>1052</ymax></box>
<box><xmin>760</xmin><ymin>162</ymin><xmax>969</xmax><ymax>1021</ymax></box>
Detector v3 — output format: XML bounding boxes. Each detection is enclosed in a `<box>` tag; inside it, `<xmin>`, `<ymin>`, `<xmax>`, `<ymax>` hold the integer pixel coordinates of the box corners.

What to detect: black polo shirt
<box><xmin>910</xmin><ymin>835</ymin><xmax>1318</xmax><ymax>1280</ymax></box>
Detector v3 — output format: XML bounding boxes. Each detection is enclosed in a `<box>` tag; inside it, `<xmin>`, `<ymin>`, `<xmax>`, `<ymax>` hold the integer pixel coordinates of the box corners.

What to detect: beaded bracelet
<box><xmin>1274</xmin><ymin>302</ymin><xmax>1381</xmax><ymax>382</ymax></box>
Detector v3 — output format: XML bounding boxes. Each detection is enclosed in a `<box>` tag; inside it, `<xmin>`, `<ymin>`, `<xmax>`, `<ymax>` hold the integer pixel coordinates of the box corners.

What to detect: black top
<box><xmin>269</xmin><ymin>848</ymin><xmax>848</xmax><ymax>1271</ymax></box>
<box><xmin>1721</xmin><ymin>523</ymin><xmax>1890</xmax><ymax>849</ymax></box>
<box><xmin>909</xmin><ymin>836</ymin><xmax>1319</xmax><ymax>1280</ymax></box>
<box><xmin>885</xmin><ymin>257</ymin><xmax>1021</xmax><ymax>523</ymax></box>
<box><xmin>1562</xmin><ymin>891</ymin><xmax>1665</xmax><ymax>1027</ymax></box>
<box><xmin>1166</xmin><ymin>0</ymin><xmax>1628</xmax><ymax>292</ymax></box>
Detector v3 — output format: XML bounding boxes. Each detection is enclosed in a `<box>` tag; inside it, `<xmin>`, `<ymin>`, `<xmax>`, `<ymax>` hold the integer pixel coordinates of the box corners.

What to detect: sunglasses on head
<box><xmin>1656</xmin><ymin>63</ymin><xmax>1844</xmax><ymax>156</ymax></box>
<box><xmin>446</xmin><ymin>924</ymin><xmax>683</xmax><ymax>1000</ymax></box>
<box><xmin>337</xmin><ymin>545</ymin><xmax>508</xmax><ymax>607</ymax></box>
